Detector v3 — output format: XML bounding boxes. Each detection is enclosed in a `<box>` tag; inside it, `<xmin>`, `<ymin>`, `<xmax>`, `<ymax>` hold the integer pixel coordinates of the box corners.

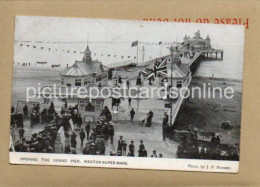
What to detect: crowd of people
<box><xmin>81</xmin><ymin>115</ymin><xmax>114</xmax><ymax>155</ymax></box>
<box><xmin>11</xmin><ymin>100</ymin><xmax>82</xmax><ymax>153</ymax></box>
<box><xmin>10</xmin><ymin>97</ymin><xmax>239</xmax><ymax>161</ymax></box>
<box><xmin>113</xmin><ymin>71</ymin><xmax>145</xmax><ymax>88</ymax></box>
<box><xmin>176</xmin><ymin>133</ymin><xmax>240</xmax><ymax>161</ymax></box>
<box><xmin>109</xmin><ymin>137</ymin><xmax>163</xmax><ymax>158</ymax></box>
<box><xmin>11</xmin><ymin>102</ymin><xmax>61</xmax><ymax>153</ymax></box>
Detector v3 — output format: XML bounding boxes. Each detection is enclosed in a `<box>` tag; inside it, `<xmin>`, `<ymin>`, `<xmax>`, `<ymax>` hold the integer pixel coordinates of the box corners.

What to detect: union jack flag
<box><xmin>142</xmin><ymin>58</ymin><xmax>167</xmax><ymax>80</ymax></box>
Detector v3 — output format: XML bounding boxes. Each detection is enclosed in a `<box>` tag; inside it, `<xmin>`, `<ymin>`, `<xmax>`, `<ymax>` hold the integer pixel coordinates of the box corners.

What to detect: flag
<box><xmin>142</xmin><ymin>58</ymin><xmax>167</xmax><ymax>80</ymax></box>
<box><xmin>131</xmin><ymin>41</ymin><xmax>138</xmax><ymax>47</ymax></box>
<box><xmin>159</xmin><ymin>41</ymin><xmax>162</xmax><ymax>45</ymax></box>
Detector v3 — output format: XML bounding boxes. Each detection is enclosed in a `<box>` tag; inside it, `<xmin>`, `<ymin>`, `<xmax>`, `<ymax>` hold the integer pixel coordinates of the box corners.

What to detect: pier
<box><xmin>141</xmin><ymin>48</ymin><xmax>224</xmax><ymax>126</ymax></box>
<box><xmin>189</xmin><ymin>49</ymin><xmax>224</xmax><ymax>75</ymax></box>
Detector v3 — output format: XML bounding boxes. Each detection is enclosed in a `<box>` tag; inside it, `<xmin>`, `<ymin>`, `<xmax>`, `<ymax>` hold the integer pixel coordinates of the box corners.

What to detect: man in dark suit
<box><xmin>117</xmin><ymin>136</ymin><xmax>124</xmax><ymax>152</ymax></box>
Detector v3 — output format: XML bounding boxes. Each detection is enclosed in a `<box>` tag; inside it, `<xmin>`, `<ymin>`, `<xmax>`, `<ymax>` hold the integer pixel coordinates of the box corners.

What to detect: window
<box><xmin>96</xmin><ymin>76</ymin><xmax>102</xmax><ymax>82</ymax></box>
<box><xmin>84</xmin><ymin>78</ymin><xmax>90</xmax><ymax>85</ymax></box>
<box><xmin>61</xmin><ymin>78</ymin><xmax>64</xmax><ymax>85</ymax></box>
<box><xmin>177</xmin><ymin>80</ymin><xmax>182</xmax><ymax>88</ymax></box>
<box><xmin>161</xmin><ymin>78</ymin><xmax>168</xmax><ymax>86</ymax></box>
<box><xmin>67</xmin><ymin>83</ymin><xmax>71</xmax><ymax>87</ymax></box>
<box><xmin>79</xmin><ymin>100</ymin><xmax>85</xmax><ymax>104</ymax></box>
<box><xmin>75</xmin><ymin>79</ymin><xmax>81</xmax><ymax>86</ymax></box>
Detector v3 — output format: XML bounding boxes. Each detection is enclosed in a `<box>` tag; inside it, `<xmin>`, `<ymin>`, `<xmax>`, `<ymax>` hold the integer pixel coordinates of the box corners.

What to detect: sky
<box><xmin>13</xmin><ymin>16</ymin><xmax>245</xmax><ymax>79</ymax></box>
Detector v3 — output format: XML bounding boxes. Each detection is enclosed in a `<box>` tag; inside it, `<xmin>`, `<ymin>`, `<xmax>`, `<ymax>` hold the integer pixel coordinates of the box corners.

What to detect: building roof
<box><xmin>60</xmin><ymin>45</ymin><xmax>107</xmax><ymax>77</ymax></box>
<box><xmin>167</xmin><ymin>63</ymin><xmax>189</xmax><ymax>78</ymax></box>
<box><xmin>60</xmin><ymin>61</ymin><xmax>103</xmax><ymax>77</ymax></box>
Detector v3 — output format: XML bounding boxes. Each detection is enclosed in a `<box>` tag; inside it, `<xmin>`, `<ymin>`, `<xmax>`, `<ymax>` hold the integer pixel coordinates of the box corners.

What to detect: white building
<box><xmin>60</xmin><ymin>45</ymin><xmax>109</xmax><ymax>87</ymax></box>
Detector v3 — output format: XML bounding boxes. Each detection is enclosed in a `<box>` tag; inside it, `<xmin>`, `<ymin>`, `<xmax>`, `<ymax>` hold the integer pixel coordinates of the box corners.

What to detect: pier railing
<box><xmin>171</xmin><ymin>73</ymin><xmax>192</xmax><ymax>126</ymax></box>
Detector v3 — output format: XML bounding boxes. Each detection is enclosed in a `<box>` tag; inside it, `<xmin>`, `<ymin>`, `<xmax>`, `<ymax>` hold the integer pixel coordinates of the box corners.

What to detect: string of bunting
<box><xmin>15</xmin><ymin>40</ymin><xmax>180</xmax><ymax>46</ymax></box>
<box><xmin>16</xmin><ymin>41</ymin><xmax>172</xmax><ymax>60</ymax></box>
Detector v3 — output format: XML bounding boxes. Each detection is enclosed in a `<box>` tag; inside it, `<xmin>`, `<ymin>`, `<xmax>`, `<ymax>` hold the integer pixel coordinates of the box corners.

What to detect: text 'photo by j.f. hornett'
<box><xmin>9</xmin><ymin>16</ymin><xmax>245</xmax><ymax>173</ymax></box>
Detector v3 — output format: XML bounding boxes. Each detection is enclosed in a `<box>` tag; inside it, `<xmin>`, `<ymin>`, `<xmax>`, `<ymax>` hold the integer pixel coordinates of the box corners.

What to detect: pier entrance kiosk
<box><xmin>78</xmin><ymin>98</ymin><xmax>105</xmax><ymax>122</ymax></box>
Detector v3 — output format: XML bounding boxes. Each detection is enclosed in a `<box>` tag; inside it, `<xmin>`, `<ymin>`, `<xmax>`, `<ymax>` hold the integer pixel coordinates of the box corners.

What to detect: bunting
<box><xmin>16</xmin><ymin>41</ymin><xmax>182</xmax><ymax>61</ymax></box>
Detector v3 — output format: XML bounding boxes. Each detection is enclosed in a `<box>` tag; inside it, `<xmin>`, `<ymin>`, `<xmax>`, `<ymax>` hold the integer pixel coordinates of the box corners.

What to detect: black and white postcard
<box><xmin>9</xmin><ymin>16</ymin><xmax>245</xmax><ymax>172</ymax></box>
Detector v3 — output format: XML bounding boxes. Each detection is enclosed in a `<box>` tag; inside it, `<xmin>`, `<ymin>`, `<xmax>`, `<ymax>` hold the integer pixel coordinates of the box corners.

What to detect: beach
<box><xmin>174</xmin><ymin>76</ymin><xmax>242</xmax><ymax>145</ymax></box>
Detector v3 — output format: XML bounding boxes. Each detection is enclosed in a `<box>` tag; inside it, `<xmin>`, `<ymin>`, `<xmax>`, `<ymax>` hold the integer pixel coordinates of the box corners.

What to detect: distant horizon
<box><xmin>14</xmin><ymin>16</ymin><xmax>245</xmax><ymax>80</ymax></box>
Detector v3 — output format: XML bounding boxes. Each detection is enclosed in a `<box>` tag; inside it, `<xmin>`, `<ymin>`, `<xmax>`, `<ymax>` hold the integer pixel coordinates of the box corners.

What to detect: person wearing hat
<box><xmin>151</xmin><ymin>150</ymin><xmax>158</xmax><ymax>158</ymax></box>
<box><xmin>146</xmin><ymin>110</ymin><xmax>153</xmax><ymax>127</ymax></box>
<box><xmin>79</xmin><ymin>128</ymin><xmax>86</xmax><ymax>147</ymax></box>
<box><xmin>149</xmin><ymin>110</ymin><xmax>153</xmax><ymax>122</ymax></box>
<box><xmin>162</xmin><ymin>113</ymin><xmax>169</xmax><ymax>141</ymax></box>
<box><xmin>130</xmin><ymin>108</ymin><xmax>135</xmax><ymax>122</ymax></box>
<box><xmin>117</xmin><ymin>136</ymin><xmax>124</xmax><ymax>152</ymax></box>
<box><xmin>30</xmin><ymin>112</ymin><xmax>35</xmax><ymax>128</ymax></box>
<box><xmin>216</xmin><ymin>135</ymin><xmax>221</xmax><ymax>145</ymax></box>
<box><xmin>108</xmin><ymin>123</ymin><xmax>114</xmax><ymax>144</ymax></box>
<box><xmin>200</xmin><ymin>146</ymin><xmax>206</xmax><ymax>159</ymax></box>
<box><xmin>77</xmin><ymin>114</ymin><xmax>83</xmax><ymax>129</ymax></box>
<box><xmin>116</xmin><ymin>150</ymin><xmax>122</xmax><ymax>156</ymax></box>
<box><xmin>163</xmin><ymin>112</ymin><xmax>169</xmax><ymax>123</ymax></box>
<box><xmin>118</xmin><ymin>75</ymin><xmax>122</xmax><ymax>84</ymax></box>
<box><xmin>17</xmin><ymin>112</ymin><xmax>24</xmax><ymax>128</ymax></box>
<box><xmin>126</xmin><ymin>77</ymin><xmax>130</xmax><ymax>89</ymax></box>
<box><xmin>41</xmin><ymin>107</ymin><xmax>48</xmax><ymax>124</ymax></box>
<box><xmin>18</xmin><ymin>127</ymin><xmax>25</xmax><ymax>140</ymax></box>
<box><xmin>71</xmin><ymin>148</ymin><xmax>77</xmax><ymax>154</ymax></box>
<box><xmin>138</xmin><ymin>140</ymin><xmax>146</xmax><ymax>157</ymax></box>
<box><xmin>122</xmin><ymin>140</ymin><xmax>127</xmax><ymax>156</ymax></box>
<box><xmin>109</xmin><ymin>151</ymin><xmax>114</xmax><ymax>156</ymax></box>
<box><xmin>85</xmin><ymin>121</ymin><xmax>91</xmax><ymax>140</ymax></box>
<box><xmin>129</xmin><ymin>140</ymin><xmax>135</xmax><ymax>156</ymax></box>
<box><xmin>70</xmin><ymin>131</ymin><xmax>77</xmax><ymax>149</ymax></box>
<box><xmin>128</xmin><ymin>97</ymin><xmax>132</xmax><ymax>106</ymax></box>
<box><xmin>23</xmin><ymin>104</ymin><xmax>28</xmax><ymax>118</ymax></box>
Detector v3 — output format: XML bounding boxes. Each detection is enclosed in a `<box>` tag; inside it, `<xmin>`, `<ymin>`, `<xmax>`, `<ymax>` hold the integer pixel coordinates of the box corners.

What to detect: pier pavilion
<box><xmin>60</xmin><ymin>45</ymin><xmax>109</xmax><ymax>88</ymax></box>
